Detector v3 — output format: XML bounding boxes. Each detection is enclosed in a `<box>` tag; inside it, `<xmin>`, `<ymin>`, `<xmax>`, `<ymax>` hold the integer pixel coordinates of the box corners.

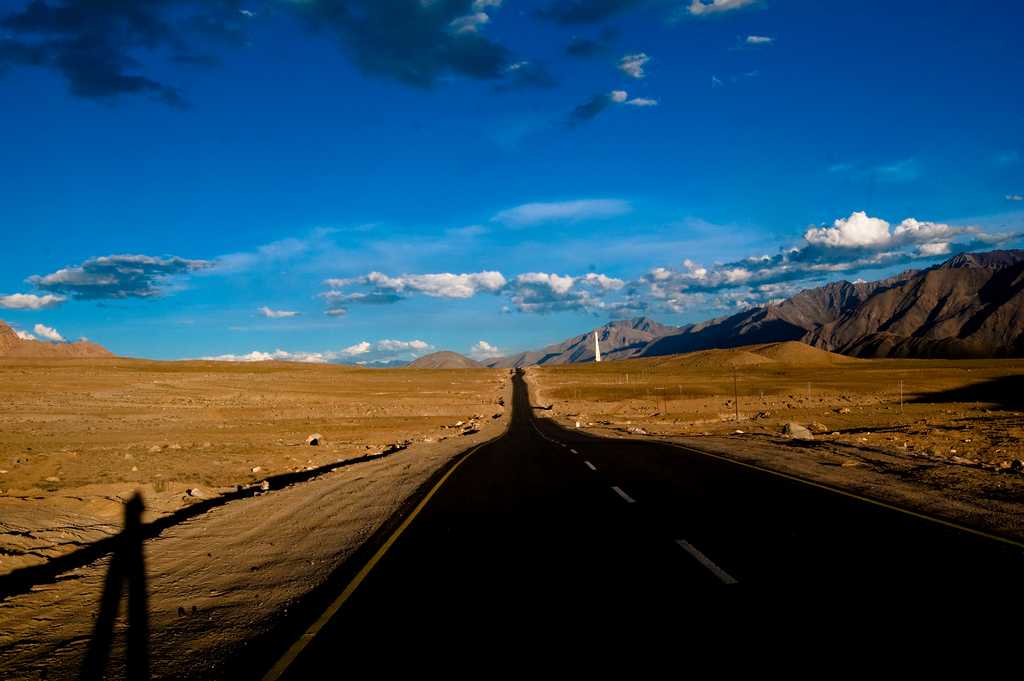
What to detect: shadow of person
<box><xmin>80</xmin><ymin>492</ymin><xmax>149</xmax><ymax>681</ymax></box>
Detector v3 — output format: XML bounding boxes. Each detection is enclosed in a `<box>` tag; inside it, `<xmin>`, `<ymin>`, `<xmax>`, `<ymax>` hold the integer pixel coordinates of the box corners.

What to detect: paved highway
<box><xmin>264</xmin><ymin>369</ymin><xmax>1024</xmax><ymax>677</ymax></box>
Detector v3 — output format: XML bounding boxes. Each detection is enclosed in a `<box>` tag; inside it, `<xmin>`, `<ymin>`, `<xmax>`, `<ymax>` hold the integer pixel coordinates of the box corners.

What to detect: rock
<box><xmin>782</xmin><ymin>423</ymin><xmax>814</xmax><ymax>440</ymax></box>
<box><xmin>836</xmin><ymin>407</ymin><xmax>852</xmax><ymax>415</ymax></box>
<box><xmin>260</xmin><ymin>480</ymin><xmax>271</xmax><ymax>492</ymax></box>
<box><xmin>755</xmin><ymin>411</ymin><xmax>771</xmax><ymax>419</ymax></box>
<box><xmin>251</xmin><ymin>466</ymin><xmax>262</xmax><ymax>473</ymax></box>
<box><xmin>575</xmin><ymin>421</ymin><xmax>581</xmax><ymax>428</ymax></box>
<box><xmin>1011</xmin><ymin>459</ymin><xmax>1024</xmax><ymax>473</ymax></box>
<box><xmin>454</xmin><ymin>421</ymin><xmax>464</xmax><ymax>427</ymax></box>
<box><xmin>627</xmin><ymin>426</ymin><xmax>648</xmax><ymax>435</ymax></box>
<box><xmin>734</xmin><ymin>430</ymin><xmax>745</xmax><ymax>434</ymax></box>
<box><xmin>148</xmin><ymin>445</ymin><xmax>162</xmax><ymax>453</ymax></box>
<box><xmin>950</xmin><ymin>456</ymin><xmax>977</xmax><ymax>466</ymax></box>
<box><xmin>306</xmin><ymin>433</ymin><xmax>322</xmax><ymax>446</ymax></box>
<box><xmin>131</xmin><ymin>466</ymin><xmax>138</xmax><ymax>472</ymax></box>
<box><xmin>840</xmin><ymin>460</ymin><xmax>860</xmax><ymax>467</ymax></box>
<box><xmin>187</xmin><ymin>487</ymin><xmax>203</xmax><ymax>497</ymax></box>
<box><xmin>45</xmin><ymin>476</ymin><xmax>60</xmax><ymax>483</ymax></box>
<box><xmin>493</xmin><ymin>413</ymin><xmax>501</xmax><ymax>419</ymax></box>
<box><xmin>808</xmin><ymin>422</ymin><xmax>829</xmax><ymax>434</ymax></box>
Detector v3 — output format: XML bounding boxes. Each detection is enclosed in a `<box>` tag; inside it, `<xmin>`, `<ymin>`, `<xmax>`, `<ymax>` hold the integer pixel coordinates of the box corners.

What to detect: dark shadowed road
<box><xmin>264</xmin><ymin>370</ymin><xmax>1024</xmax><ymax>677</ymax></box>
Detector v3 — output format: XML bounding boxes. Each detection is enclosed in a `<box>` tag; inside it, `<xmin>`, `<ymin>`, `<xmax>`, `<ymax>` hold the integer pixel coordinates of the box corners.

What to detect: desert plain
<box><xmin>529</xmin><ymin>341</ymin><xmax>1024</xmax><ymax>540</ymax></box>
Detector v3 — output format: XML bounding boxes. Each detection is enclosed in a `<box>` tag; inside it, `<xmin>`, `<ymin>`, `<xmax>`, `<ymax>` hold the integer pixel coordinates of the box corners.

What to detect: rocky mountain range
<box><xmin>486</xmin><ymin>317</ymin><xmax>679</xmax><ymax>368</ymax></box>
<box><xmin>0</xmin><ymin>321</ymin><xmax>114</xmax><ymax>359</ymax></box>
<box><xmin>491</xmin><ymin>249</ymin><xmax>1024</xmax><ymax>365</ymax></box>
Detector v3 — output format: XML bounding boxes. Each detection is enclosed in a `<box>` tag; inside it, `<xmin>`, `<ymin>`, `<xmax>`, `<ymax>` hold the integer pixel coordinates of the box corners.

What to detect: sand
<box><xmin>0</xmin><ymin>359</ymin><xmax>511</xmax><ymax>680</ymax></box>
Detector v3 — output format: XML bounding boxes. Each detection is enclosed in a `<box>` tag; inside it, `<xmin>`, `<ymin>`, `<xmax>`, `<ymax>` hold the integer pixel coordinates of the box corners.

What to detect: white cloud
<box><xmin>341</xmin><ymin>341</ymin><xmax>372</xmax><ymax>356</ymax></box>
<box><xmin>917</xmin><ymin>242</ymin><xmax>951</xmax><ymax>257</ymax></box>
<box><xmin>618</xmin><ymin>53</ymin><xmax>650</xmax><ymax>79</ymax></box>
<box><xmin>626</xmin><ymin>97</ymin><xmax>658</xmax><ymax>106</ymax></box>
<box><xmin>469</xmin><ymin>340</ymin><xmax>500</xmax><ymax>360</ymax></box>
<box><xmin>712</xmin><ymin>75</ymin><xmax>723</xmax><ymax>87</ymax></box>
<box><xmin>258</xmin><ymin>306</ymin><xmax>301</xmax><ymax>319</ymax></box>
<box><xmin>804</xmin><ymin>211</ymin><xmax>892</xmax><ymax>248</ymax></box>
<box><xmin>376</xmin><ymin>339</ymin><xmax>430</xmax><ymax>352</ymax></box>
<box><xmin>1007</xmin><ymin>194</ymin><xmax>1024</xmax><ymax>202</ymax></box>
<box><xmin>200</xmin><ymin>349</ymin><xmax>330</xmax><ymax>363</ymax></box>
<box><xmin>746</xmin><ymin>35</ymin><xmax>773</xmax><ymax>45</ymax></box>
<box><xmin>494</xmin><ymin>199</ymin><xmax>631</xmax><ymax>227</ymax></box>
<box><xmin>449</xmin><ymin>12</ymin><xmax>489</xmax><ymax>33</ymax></box>
<box><xmin>14</xmin><ymin>329</ymin><xmax>36</xmax><ymax>340</ymax></box>
<box><xmin>33</xmin><ymin>324</ymin><xmax>65</xmax><ymax>342</ymax></box>
<box><xmin>610</xmin><ymin>89</ymin><xmax>628</xmax><ymax>103</ymax></box>
<box><xmin>0</xmin><ymin>293</ymin><xmax>67</xmax><ymax>310</ymax></box>
<box><xmin>364</xmin><ymin>271</ymin><xmax>507</xmax><ymax>298</ymax></box>
<box><xmin>472</xmin><ymin>0</ymin><xmax>502</xmax><ymax>9</ymax></box>
<box><xmin>688</xmin><ymin>0</ymin><xmax>756</xmax><ymax>16</ymax></box>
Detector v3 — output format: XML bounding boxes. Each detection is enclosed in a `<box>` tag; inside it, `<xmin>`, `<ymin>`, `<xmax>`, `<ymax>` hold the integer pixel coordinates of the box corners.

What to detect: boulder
<box><xmin>782</xmin><ymin>423</ymin><xmax>814</xmax><ymax>440</ymax></box>
<box><xmin>306</xmin><ymin>433</ymin><xmax>322</xmax><ymax>446</ymax></box>
<box><xmin>808</xmin><ymin>422</ymin><xmax>829</xmax><ymax>434</ymax></box>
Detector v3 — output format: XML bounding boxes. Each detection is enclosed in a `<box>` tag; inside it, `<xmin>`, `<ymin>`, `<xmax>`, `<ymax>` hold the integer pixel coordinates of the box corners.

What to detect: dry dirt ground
<box><xmin>0</xmin><ymin>359</ymin><xmax>509</xmax><ymax>680</ymax></box>
<box><xmin>528</xmin><ymin>341</ymin><xmax>1024</xmax><ymax>541</ymax></box>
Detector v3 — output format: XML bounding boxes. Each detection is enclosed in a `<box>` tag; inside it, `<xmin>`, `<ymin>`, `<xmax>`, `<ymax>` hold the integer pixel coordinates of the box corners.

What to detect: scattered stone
<box><xmin>836</xmin><ymin>407</ymin><xmax>852</xmax><ymax>415</ymax></box>
<box><xmin>186</xmin><ymin>487</ymin><xmax>203</xmax><ymax>497</ymax></box>
<box><xmin>782</xmin><ymin>423</ymin><xmax>814</xmax><ymax>440</ymax></box>
<box><xmin>627</xmin><ymin>426</ymin><xmax>649</xmax><ymax>435</ymax></box>
<box><xmin>755</xmin><ymin>411</ymin><xmax>771</xmax><ymax>419</ymax></box>
<box><xmin>950</xmin><ymin>456</ymin><xmax>977</xmax><ymax>466</ymax></box>
<box><xmin>493</xmin><ymin>413</ymin><xmax>501</xmax><ymax>419</ymax></box>
<box><xmin>422</xmin><ymin>437</ymin><xmax>435</xmax><ymax>443</ymax></box>
<box><xmin>808</xmin><ymin>422</ymin><xmax>829</xmax><ymax>434</ymax></box>
<box><xmin>131</xmin><ymin>466</ymin><xmax>138</xmax><ymax>472</ymax></box>
<box><xmin>306</xmin><ymin>433</ymin><xmax>322</xmax><ymax>446</ymax></box>
<box><xmin>45</xmin><ymin>476</ymin><xmax>60</xmax><ymax>483</ymax></box>
<box><xmin>148</xmin><ymin>445</ymin><xmax>162</xmax><ymax>453</ymax></box>
<box><xmin>840</xmin><ymin>460</ymin><xmax>860</xmax><ymax>467</ymax></box>
<box><xmin>733</xmin><ymin>430</ymin><xmax>744</xmax><ymax>434</ymax></box>
<box><xmin>251</xmin><ymin>466</ymin><xmax>262</xmax><ymax>473</ymax></box>
<box><xmin>169</xmin><ymin>443</ymin><xmax>182</xmax><ymax>450</ymax></box>
<box><xmin>178</xmin><ymin>606</ymin><xmax>186</xmax><ymax>617</ymax></box>
<box><xmin>260</xmin><ymin>480</ymin><xmax>271</xmax><ymax>492</ymax></box>
<box><xmin>1011</xmin><ymin>459</ymin><xmax>1024</xmax><ymax>473</ymax></box>
<box><xmin>454</xmin><ymin>421</ymin><xmax>464</xmax><ymax>427</ymax></box>
<box><xmin>575</xmin><ymin>421</ymin><xmax>581</xmax><ymax>428</ymax></box>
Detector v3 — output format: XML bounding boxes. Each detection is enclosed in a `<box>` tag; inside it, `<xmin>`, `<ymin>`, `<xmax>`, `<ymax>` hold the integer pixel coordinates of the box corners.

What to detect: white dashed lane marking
<box><xmin>675</xmin><ymin>539</ymin><xmax>738</xmax><ymax>584</ymax></box>
<box><xmin>611</xmin><ymin>486</ymin><xmax>636</xmax><ymax>504</ymax></box>
<box><xmin>569</xmin><ymin>449</ymin><xmax>578</xmax><ymax>454</ymax></box>
<box><xmin>584</xmin><ymin>460</ymin><xmax>596</xmax><ymax>471</ymax></box>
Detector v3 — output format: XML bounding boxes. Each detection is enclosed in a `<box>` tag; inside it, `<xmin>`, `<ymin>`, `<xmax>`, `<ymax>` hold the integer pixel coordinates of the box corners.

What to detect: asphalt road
<box><xmin>269</xmin><ymin>370</ymin><xmax>1024</xmax><ymax>675</ymax></box>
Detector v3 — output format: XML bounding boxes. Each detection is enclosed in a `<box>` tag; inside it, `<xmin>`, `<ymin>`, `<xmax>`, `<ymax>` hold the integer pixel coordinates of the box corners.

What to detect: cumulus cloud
<box><xmin>0</xmin><ymin>293</ymin><xmax>66</xmax><ymax>310</ymax></box>
<box><xmin>258</xmin><ymin>306</ymin><xmax>301</xmax><ymax>319</ymax></box>
<box><xmin>33</xmin><ymin>323</ymin><xmax>65</xmax><ymax>342</ymax></box>
<box><xmin>626</xmin><ymin>97</ymin><xmax>658</xmax><ymax>106</ymax></box>
<box><xmin>469</xmin><ymin>340</ymin><xmax>500</xmax><ymax>359</ymax></box>
<box><xmin>341</xmin><ymin>341</ymin><xmax>372</xmax><ymax>356</ymax></box>
<box><xmin>506</xmin><ymin>271</ymin><xmax>628</xmax><ymax>313</ymax></box>
<box><xmin>687</xmin><ymin>0</ymin><xmax>756</xmax><ymax>16</ymax></box>
<box><xmin>14</xmin><ymin>329</ymin><xmax>36</xmax><ymax>341</ymax></box>
<box><xmin>618</xmin><ymin>53</ymin><xmax>650</xmax><ymax>79</ymax></box>
<box><xmin>640</xmin><ymin>211</ymin><xmax>1018</xmax><ymax>305</ymax></box>
<box><xmin>29</xmin><ymin>254</ymin><xmax>213</xmax><ymax>300</ymax></box>
<box><xmin>746</xmin><ymin>35</ymin><xmax>773</xmax><ymax>45</ymax></box>
<box><xmin>1007</xmin><ymin>194</ymin><xmax>1023</xmax><ymax>202</ymax></box>
<box><xmin>494</xmin><ymin>199</ymin><xmax>631</xmax><ymax>226</ymax></box>
<box><xmin>449</xmin><ymin>12</ymin><xmax>491</xmax><ymax>34</ymax></box>
<box><xmin>321</xmin><ymin>267</ymin><xmax>631</xmax><ymax>315</ymax></box>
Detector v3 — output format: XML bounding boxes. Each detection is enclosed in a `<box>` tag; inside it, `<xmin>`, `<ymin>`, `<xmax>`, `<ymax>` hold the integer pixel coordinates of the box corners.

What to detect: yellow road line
<box><xmin>667</xmin><ymin>442</ymin><xmax>1024</xmax><ymax>551</ymax></box>
<box><xmin>261</xmin><ymin>438</ymin><xmax>494</xmax><ymax>681</ymax></box>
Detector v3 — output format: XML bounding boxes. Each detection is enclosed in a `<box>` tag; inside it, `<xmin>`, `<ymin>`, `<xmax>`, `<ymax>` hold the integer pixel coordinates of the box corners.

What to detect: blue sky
<box><xmin>1</xmin><ymin>0</ymin><xmax>1022</xmax><ymax>362</ymax></box>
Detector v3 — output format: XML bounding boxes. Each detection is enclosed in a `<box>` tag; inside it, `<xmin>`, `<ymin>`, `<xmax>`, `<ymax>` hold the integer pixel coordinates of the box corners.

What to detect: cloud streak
<box><xmin>493</xmin><ymin>199</ymin><xmax>632</xmax><ymax>226</ymax></box>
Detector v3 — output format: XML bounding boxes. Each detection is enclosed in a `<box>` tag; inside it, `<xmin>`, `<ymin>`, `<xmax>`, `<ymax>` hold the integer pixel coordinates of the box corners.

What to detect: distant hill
<box><xmin>407</xmin><ymin>351</ymin><xmax>483</xmax><ymax>369</ymax></box>
<box><xmin>486</xmin><ymin>317</ymin><xmax>678</xmax><ymax>368</ymax></box>
<box><xmin>0</xmin><ymin>321</ymin><xmax>114</xmax><ymax>359</ymax></box>
<box><xmin>642</xmin><ymin>249</ymin><xmax>1024</xmax><ymax>360</ymax></box>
